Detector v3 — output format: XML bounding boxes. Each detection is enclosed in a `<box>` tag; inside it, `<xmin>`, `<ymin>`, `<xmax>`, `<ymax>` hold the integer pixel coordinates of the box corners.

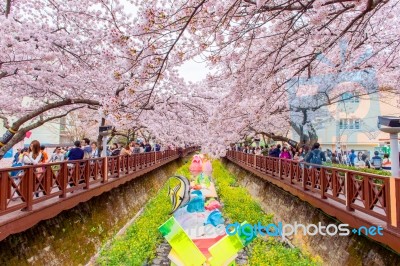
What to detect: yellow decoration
<box><xmin>208</xmin><ymin>233</ymin><xmax>244</xmax><ymax>266</ymax></box>
<box><xmin>159</xmin><ymin>217</ymin><xmax>206</xmax><ymax>266</ymax></box>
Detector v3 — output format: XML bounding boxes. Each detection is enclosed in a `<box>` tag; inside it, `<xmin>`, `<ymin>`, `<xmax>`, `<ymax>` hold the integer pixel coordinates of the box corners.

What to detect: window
<box><xmin>343</xmin><ymin>119</ymin><xmax>348</xmax><ymax>129</ymax></box>
<box><xmin>341</xmin><ymin>92</ymin><xmax>360</xmax><ymax>103</ymax></box>
<box><xmin>338</xmin><ymin>119</ymin><xmax>361</xmax><ymax>130</ymax></box>
<box><xmin>355</xmin><ymin>120</ymin><xmax>360</xmax><ymax>129</ymax></box>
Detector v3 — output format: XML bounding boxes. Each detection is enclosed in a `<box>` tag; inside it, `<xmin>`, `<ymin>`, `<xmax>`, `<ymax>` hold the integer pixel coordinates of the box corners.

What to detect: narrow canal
<box><xmin>1</xmin><ymin>155</ymin><xmax>399</xmax><ymax>265</ymax></box>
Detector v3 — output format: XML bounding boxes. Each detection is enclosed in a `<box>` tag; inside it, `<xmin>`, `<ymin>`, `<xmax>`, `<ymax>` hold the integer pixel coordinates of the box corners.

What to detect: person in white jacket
<box><xmin>21</xmin><ymin>140</ymin><xmax>43</xmax><ymax>198</ymax></box>
<box><xmin>22</xmin><ymin>140</ymin><xmax>42</xmax><ymax>165</ymax></box>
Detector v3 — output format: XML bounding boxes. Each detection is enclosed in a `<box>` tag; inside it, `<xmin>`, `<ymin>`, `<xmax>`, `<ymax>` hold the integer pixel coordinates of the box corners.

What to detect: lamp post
<box><xmin>254</xmin><ymin>137</ymin><xmax>260</xmax><ymax>148</ymax></box>
<box><xmin>99</xmin><ymin>126</ymin><xmax>113</xmax><ymax>157</ymax></box>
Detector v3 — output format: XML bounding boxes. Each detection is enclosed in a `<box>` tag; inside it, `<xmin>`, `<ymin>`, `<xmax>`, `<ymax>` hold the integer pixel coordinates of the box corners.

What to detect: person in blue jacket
<box><xmin>68</xmin><ymin>141</ymin><xmax>84</xmax><ymax>161</ymax></box>
<box><xmin>348</xmin><ymin>149</ymin><xmax>356</xmax><ymax>166</ymax></box>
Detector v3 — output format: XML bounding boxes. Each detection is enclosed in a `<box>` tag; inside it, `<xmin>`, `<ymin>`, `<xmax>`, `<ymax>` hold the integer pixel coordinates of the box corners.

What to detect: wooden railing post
<box><xmin>94</xmin><ymin>158</ymin><xmax>100</xmax><ymax>179</ymax></box>
<box><xmin>102</xmin><ymin>157</ymin><xmax>108</xmax><ymax>183</ymax></box>
<box><xmin>263</xmin><ymin>156</ymin><xmax>267</xmax><ymax>173</ymax></box>
<box><xmin>289</xmin><ymin>161</ymin><xmax>294</xmax><ymax>184</ymax></box>
<box><xmin>388</xmin><ymin>177</ymin><xmax>400</xmax><ymax>229</ymax></box>
<box><xmin>332</xmin><ymin>169</ymin><xmax>337</xmax><ymax>198</ymax></box>
<box><xmin>116</xmin><ymin>156</ymin><xmax>121</xmax><ymax>178</ymax></box>
<box><xmin>0</xmin><ymin>172</ymin><xmax>7</xmax><ymax>211</ymax></box>
<box><xmin>363</xmin><ymin>176</ymin><xmax>370</xmax><ymax>209</ymax></box>
<box><xmin>84</xmin><ymin>161</ymin><xmax>90</xmax><ymax>189</ymax></box>
<box><xmin>279</xmin><ymin>159</ymin><xmax>283</xmax><ymax>179</ymax></box>
<box><xmin>384</xmin><ymin>177</ymin><xmax>400</xmax><ymax>229</ymax></box>
<box><xmin>60</xmin><ymin>162</ymin><xmax>68</xmax><ymax>198</ymax></box>
<box><xmin>74</xmin><ymin>162</ymin><xmax>79</xmax><ymax>187</ymax></box>
<box><xmin>302</xmin><ymin>164</ymin><xmax>307</xmax><ymax>190</ymax></box>
<box><xmin>45</xmin><ymin>166</ymin><xmax>52</xmax><ymax>195</ymax></box>
<box><xmin>23</xmin><ymin>167</ymin><xmax>34</xmax><ymax>211</ymax></box>
<box><xmin>345</xmin><ymin>172</ymin><xmax>354</xmax><ymax>211</ymax></box>
<box><xmin>127</xmin><ymin>156</ymin><xmax>131</xmax><ymax>174</ymax></box>
<box><xmin>320</xmin><ymin>168</ymin><xmax>327</xmax><ymax>199</ymax></box>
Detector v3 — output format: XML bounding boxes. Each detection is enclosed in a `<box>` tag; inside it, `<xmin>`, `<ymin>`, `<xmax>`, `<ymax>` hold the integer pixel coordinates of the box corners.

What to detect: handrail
<box><xmin>225</xmin><ymin>150</ymin><xmax>400</xmax><ymax>233</ymax></box>
<box><xmin>0</xmin><ymin>146</ymin><xmax>199</xmax><ymax>217</ymax></box>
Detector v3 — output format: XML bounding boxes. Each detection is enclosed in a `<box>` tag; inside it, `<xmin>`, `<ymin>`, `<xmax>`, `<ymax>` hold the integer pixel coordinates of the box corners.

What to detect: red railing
<box><xmin>0</xmin><ymin>147</ymin><xmax>198</xmax><ymax>217</ymax></box>
<box><xmin>226</xmin><ymin>151</ymin><xmax>400</xmax><ymax>237</ymax></box>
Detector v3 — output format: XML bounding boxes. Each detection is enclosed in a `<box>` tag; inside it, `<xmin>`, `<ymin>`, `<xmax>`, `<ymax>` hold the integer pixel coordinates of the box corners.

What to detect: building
<box><xmin>0</xmin><ymin>119</ymin><xmax>63</xmax><ymax>149</ymax></box>
<box><xmin>290</xmin><ymin>90</ymin><xmax>400</xmax><ymax>156</ymax></box>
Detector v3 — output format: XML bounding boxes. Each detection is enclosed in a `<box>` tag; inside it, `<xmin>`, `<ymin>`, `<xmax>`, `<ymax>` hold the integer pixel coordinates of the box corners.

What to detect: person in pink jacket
<box><xmin>280</xmin><ymin>146</ymin><xmax>292</xmax><ymax>159</ymax></box>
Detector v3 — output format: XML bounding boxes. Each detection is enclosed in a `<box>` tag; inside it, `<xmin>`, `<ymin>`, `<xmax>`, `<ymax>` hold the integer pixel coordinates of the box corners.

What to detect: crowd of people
<box><xmin>12</xmin><ymin>138</ymin><xmax>165</xmax><ymax>167</ymax></box>
<box><xmin>233</xmin><ymin>143</ymin><xmax>388</xmax><ymax>170</ymax></box>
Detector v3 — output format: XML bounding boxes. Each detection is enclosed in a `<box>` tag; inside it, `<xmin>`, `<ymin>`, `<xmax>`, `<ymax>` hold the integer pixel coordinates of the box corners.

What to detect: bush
<box><xmin>327</xmin><ymin>163</ymin><xmax>391</xmax><ymax>176</ymax></box>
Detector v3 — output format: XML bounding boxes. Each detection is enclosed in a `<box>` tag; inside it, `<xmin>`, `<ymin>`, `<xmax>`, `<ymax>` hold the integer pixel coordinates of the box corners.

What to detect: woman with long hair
<box><xmin>22</xmin><ymin>140</ymin><xmax>43</xmax><ymax>198</ymax></box>
<box><xmin>120</xmin><ymin>144</ymin><xmax>132</xmax><ymax>156</ymax></box>
<box><xmin>22</xmin><ymin>140</ymin><xmax>42</xmax><ymax>165</ymax></box>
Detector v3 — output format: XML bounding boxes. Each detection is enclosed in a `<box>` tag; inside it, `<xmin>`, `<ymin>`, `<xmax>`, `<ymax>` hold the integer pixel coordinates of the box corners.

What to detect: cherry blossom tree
<box><xmin>2</xmin><ymin>0</ymin><xmax>400</xmax><ymax>159</ymax></box>
<box><xmin>125</xmin><ymin>0</ymin><xmax>400</xmax><ymax>154</ymax></box>
<box><xmin>0</xmin><ymin>0</ymin><xmax>132</xmax><ymax>158</ymax></box>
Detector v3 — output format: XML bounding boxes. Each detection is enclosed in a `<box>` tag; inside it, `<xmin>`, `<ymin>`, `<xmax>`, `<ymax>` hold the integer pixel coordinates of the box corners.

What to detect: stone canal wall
<box><xmin>0</xmin><ymin>158</ymin><xmax>187</xmax><ymax>266</ymax></box>
<box><xmin>223</xmin><ymin>159</ymin><xmax>400</xmax><ymax>266</ymax></box>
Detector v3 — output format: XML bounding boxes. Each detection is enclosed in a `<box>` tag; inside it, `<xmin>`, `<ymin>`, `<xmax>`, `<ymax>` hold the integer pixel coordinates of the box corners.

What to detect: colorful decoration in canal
<box><xmin>205</xmin><ymin>199</ymin><xmax>221</xmax><ymax>211</ymax></box>
<box><xmin>189</xmin><ymin>154</ymin><xmax>203</xmax><ymax>173</ymax></box>
<box><xmin>168</xmin><ymin>175</ymin><xmax>191</xmax><ymax>214</ymax></box>
<box><xmin>202</xmin><ymin>159</ymin><xmax>213</xmax><ymax>176</ymax></box>
<box><xmin>195</xmin><ymin>172</ymin><xmax>211</xmax><ymax>188</ymax></box>
<box><xmin>187</xmin><ymin>190</ymin><xmax>205</xmax><ymax>213</ymax></box>
<box><xmin>160</xmin><ymin>154</ymin><xmax>256</xmax><ymax>265</ymax></box>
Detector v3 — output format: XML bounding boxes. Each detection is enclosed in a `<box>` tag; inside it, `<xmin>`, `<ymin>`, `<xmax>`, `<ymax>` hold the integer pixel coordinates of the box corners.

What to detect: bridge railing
<box><xmin>226</xmin><ymin>150</ymin><xmax>400</xmax><ymax>231</ymax></box>
<box><xmin>0</xmin><ymin>146</ymin><xmax>199</xmax><ymax>216</ymax></box>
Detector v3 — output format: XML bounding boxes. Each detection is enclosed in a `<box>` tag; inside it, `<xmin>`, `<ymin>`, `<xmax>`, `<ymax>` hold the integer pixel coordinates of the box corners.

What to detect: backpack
<box><xmin>372</xmin><ymin>157</ymin><xmax>382</xmax><ymax>169</ymax></box>
<box><xmin>310</xmin><ymin>150</ymin><xmax>323</xmax><ymax>165</ymax></box>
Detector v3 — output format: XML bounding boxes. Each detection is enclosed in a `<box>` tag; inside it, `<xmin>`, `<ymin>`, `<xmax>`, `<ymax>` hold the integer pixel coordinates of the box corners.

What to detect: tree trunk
<box><xmin>96</xmin><ymin>117</ymin><xmax>106</xmax><ymax>154</ymax></box>
<box><xmin>307</xmin><ymin>124</ymin><xmax>319</xmax><ymax>147</ymax></box>
<box><xmin>289</xmin><ymin>109</ymin><xmax>319</xmax><ymax>147</ymax></box>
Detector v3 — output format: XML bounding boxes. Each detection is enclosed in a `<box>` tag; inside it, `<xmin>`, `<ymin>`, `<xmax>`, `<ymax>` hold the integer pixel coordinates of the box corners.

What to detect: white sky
<box><xmin>121</xmin><ymin>1</ymin><xmax>209</xmax><ymax>82</ymax></box>
<box><xmin>178</xmin><ymin>59</ymin><xmax>209</xmax><ymax>82</ymax></box>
